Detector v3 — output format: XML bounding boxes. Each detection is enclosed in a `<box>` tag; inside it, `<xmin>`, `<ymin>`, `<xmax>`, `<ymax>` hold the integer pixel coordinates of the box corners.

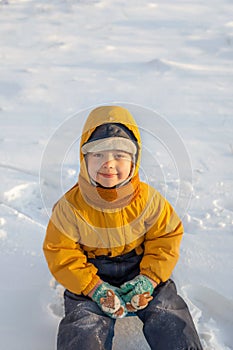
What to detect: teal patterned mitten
<box><xmin>92</xmin><ymin>282</ymin><xmax>127</xmax><ymax>318</ymax></box>
<box><xmin>120</xmin><ymin>275</ymin><xmax>154</xmax><ymax>312</ymax></box>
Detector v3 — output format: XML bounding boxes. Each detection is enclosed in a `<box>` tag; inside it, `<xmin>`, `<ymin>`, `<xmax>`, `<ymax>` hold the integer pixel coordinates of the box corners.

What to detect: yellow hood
<box><xmin>79</xmin><ymin>106</ymin><xmax>141</xmax><ymax>183</ymax></box>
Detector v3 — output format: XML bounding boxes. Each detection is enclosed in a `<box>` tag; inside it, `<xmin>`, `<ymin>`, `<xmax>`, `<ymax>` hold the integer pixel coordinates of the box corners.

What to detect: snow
<box><xmin>0</xmin><ymin>0</ymin><xmax>233</xmax><ymax>349</ymax></box>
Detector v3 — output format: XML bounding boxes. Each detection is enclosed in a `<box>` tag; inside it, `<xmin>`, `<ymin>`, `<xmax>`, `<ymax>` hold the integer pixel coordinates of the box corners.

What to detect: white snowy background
<box><xmin>0</xmin><ymin>0</ymin><xmax>233</xmax><ymax>349</ymax></box>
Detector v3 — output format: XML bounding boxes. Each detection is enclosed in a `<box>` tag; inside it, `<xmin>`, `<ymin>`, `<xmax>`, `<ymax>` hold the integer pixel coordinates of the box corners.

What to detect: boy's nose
<box><xmin>102</xmin><ymin>155</ymin><xmax>115</xmax><ymax>167</ymax></box>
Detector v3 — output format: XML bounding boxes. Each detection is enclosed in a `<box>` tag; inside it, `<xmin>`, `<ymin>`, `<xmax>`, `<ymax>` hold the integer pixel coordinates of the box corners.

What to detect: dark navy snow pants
<box><xmin>57</xmin><ymin>251</ymin><xmax>203</xmax><ymax>350</ymax></box>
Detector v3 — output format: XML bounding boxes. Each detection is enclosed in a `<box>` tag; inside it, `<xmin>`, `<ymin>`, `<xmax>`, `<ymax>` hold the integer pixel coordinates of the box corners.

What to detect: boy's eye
<box><xmin>114</xmin><ymin>154</ymin><xmax>124</xmax><ymax>159</ymax></box>
<box><xmin>93</xmin><ymin>153</ymin><xmax>103</xmax><ymax>158</ymax></box>
<box><xmin>114</xmin><ymin>153</ymin><xmax>129</xmax><ymax>160</ymax></box>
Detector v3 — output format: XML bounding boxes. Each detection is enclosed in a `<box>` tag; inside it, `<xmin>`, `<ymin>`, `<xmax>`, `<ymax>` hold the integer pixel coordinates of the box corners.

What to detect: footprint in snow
<box><xmin>182</xmin><ymin>285</ymin><xmax>233</xmax><ymax>350</ymax></box>
<box><xmin>213</xmin><ymin>198</ymin><xmax>233</xmax><ymax>214</ymax></box>
<box><xmin>212</xmin><ymin>198</ymin><xmax>233</xmax><ymax>229</ymax></box>
<box><xmin>47</xmin><ymin>278</ymin><xmax>64</xmax><ymax>318</ymax></box>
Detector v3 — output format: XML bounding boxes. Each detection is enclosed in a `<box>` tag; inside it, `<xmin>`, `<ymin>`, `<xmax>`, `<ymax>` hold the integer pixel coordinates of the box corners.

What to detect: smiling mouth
<box><xmin>98</xmin><ymin>173</ymin><xmax>117</xmax><ymax>178</ymax></box>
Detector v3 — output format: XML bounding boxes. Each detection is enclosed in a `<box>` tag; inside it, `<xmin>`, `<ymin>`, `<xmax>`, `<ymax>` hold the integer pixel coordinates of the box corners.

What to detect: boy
<box><xmin>43</xmin><ymin>105</ymin><xmax>203</xmax><ymax>350</ymax></box>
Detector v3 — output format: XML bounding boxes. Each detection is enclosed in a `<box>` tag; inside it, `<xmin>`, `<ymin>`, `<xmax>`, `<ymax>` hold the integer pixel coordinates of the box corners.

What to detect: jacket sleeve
<box><xmin>43</xmin><ymin>199</ymin><xmax>100</xmax><ymax>295</ymax></box>
<box><xmin>140</xmin><ymin>195</ymin><xmax>184</xmax><ymax>284</ymax></box>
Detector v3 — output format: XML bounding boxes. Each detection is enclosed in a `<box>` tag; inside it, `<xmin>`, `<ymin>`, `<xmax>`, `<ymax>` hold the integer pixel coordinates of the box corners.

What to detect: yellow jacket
<box><xmin>43</xmin><ymin>106</ymin><xmax>183</xmax><ymax>295</ymax></box>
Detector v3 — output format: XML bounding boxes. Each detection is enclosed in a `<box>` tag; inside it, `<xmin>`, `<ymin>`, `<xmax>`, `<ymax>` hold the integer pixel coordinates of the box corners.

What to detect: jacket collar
<box><xmin>78</xmin><ymin>174</ymin><xmax>140</xmax><ymax>210</ymax></box>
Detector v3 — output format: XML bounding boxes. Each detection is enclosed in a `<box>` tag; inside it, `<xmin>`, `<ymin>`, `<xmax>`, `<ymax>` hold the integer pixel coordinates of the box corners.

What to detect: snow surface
<box><xmin>0</xmin><ymin>0</ymin><xmax>233</xmax><ymax>349</ymax></box>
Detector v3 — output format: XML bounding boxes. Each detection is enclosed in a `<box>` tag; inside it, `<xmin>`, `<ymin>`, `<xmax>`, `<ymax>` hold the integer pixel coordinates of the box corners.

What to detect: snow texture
<box><xmin>0</xmin><ymin>0</ymin><xmax>233</xmax><ymax>349</ymax></box>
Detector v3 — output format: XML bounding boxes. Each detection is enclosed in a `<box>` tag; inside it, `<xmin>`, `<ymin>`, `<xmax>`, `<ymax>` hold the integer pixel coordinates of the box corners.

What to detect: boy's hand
<box><xmin>120</xmin><ymin>275</ymin><xmax>155</xmax><ymax>312</ymax></box>
<box><xmin>90</xmin><ymin>282</ymin><xmax>127</xmax><ymax>319</ymax></box>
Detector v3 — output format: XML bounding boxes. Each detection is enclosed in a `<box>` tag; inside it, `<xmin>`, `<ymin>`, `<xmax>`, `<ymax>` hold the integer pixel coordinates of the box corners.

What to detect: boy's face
<box><xmin>86</xmin><ymin>150</ymin><xmax>133</xmax><ymax>188</ymax></box>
